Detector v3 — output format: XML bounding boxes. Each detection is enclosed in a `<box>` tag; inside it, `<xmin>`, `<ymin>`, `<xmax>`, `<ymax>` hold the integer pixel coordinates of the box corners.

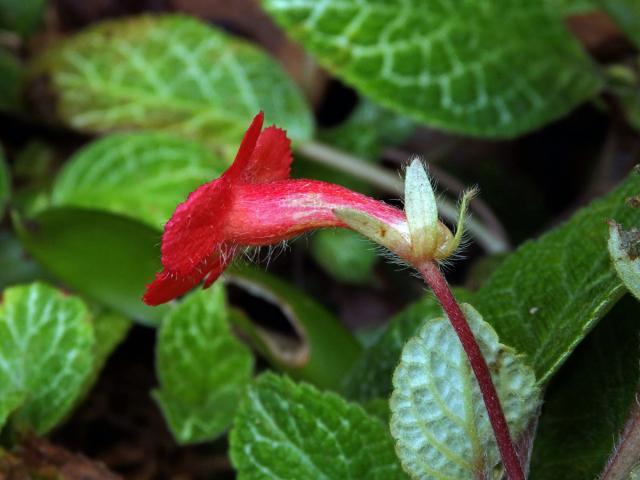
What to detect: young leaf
<box><xmin>473</xmin><ymin>173</ymin><xmax>640</xmax><ymax>383</ymax></box>
<box><xmin>343</xmin><ymin>290</ymin><xmax>472</xmax><ymax>402</ymax></box>
<box><xmin>263</xmin><ymin>0</ymin><xmax>602</xmax><ymax>138</ymax></box>
<box><xmin>0</xmin><ymin>145</ymin><xmax>9</xmax><ymax>216</ymax></box>
<box><xmin>52</xmin><ymin>133</ymin><xmax>226</xmax><ymax>229</ymax></box>
<box><xmin>390</xmin><ymin>303</ymin><xmax>540</xmax><ymax>480</ymax></box>
<box><xmin>0</xmin><ymin>282</ymin><xmax>95</xmax><ymax>434</ymax></box>
<box><xmin>529</xmin><ymin>297</ymin><xmax>640</xmax><ymax>480</ymax></box>
<box><xmin>13</xmin><ymin>207</ymin><xmax>169</xmax><ymax>325</ymax></box>
<box><xmin>153</xmin><ymin>285</ymin><xmax>253</xmax><ymax>444</ymax></box>
<box><xmin>29</xmin><ymin>15</ymin><xmax>313</xmax><ymax>152</ymax></box>
<box><xmin>230</xmin><ymin>373</ymin><xmax>406</xmax><ymax>479</ymax></box>
<box><xmin>608</xmin><ymin>221</ymin><xmax>640</xmax><ymax>300</ymax></box>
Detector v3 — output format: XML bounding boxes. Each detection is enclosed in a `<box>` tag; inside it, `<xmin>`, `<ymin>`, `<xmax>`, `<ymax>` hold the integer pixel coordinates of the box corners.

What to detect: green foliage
<box><xmin>0</xmin><ymin>231</ymin><xmax>46</xmax><ymax>290</ymax></box>
<box><xmin>230</xmin><ymin>373</ymin><xmax>406</xmax><ymax>479</ymax></box>
<box><xmin>319</xmin><ymin>99</ymin><xmax>414</xmax><ymax>161</ymax></box>
<box><xmin>529</xmin><ymin>297</ymin><xmax>640</xmax><ymax>480</ymax></box>
<box><xmin>310</xmin><ymin>229</ymin><xmax>378</xmax><ymax>284</ymax></box>
<box><xmin>0</xmin><ymin>282</ymin><xmax>94</xmax><ymax>435</ymax></box>
<box><xmin>263</xmin><ymin>0</ymin><xmax>602</xmax><ymax>137</ymax></box>
<box><xmin>343</xmin><ymin>291</ymin><xmax>471</xmax><ymax>402</ymax></box>
<box><xmin>600</xmin><ymin>0</ymin><xmax>640</xmax><ymax>47</ymax></box>
<box><xmin>0</xmin><ymin>146</ymin><xmax>9</xmax><ymax>217</ymax></box>
<box><xmin>473</xmin><ymin>173</ymin><xmax>640</xmax><ymax>383</ymax></box>
<box><xmin>608</xmin><ymin>221</ymin><xmax>640</xmax><ymax>300</ymax></box>
<box><xmin>153</xmin><ymin>286</ymin><xmax>253</xmax><ymax>444</ymax></box>
<box><xmin>390</xmin><ymin>303</ymin><xmax>539</xmax><ymax>480</ymax></box>
<box><xmin>90</xmin><ymin>309</ymin><xmax>131</xmax><ymax>379</ymax></box>
<box><xmin>13</xmin><ymin>208</ymin><xmax>168</xmax><ymax>325</ymax></box>
<box><xmin>29</xmin><ymin>15</ymin><xmax>313</xmax><ymax>154</ymax></box>
<box><xmin>0</xmin><ymin>49</ymin><xmax>23</xmax><ymax>113</ymax></box>
<box><xmin>227</xmin><ymin>267</ymin><xmax>361</xmax><ymax>390</ymax></box>
<box><xmin>53</xmin><ymin>133</ymin><xmax>226</xmax><ymax>229</ymax></box>
<box><xmin>0</xmin><ymin>0</ymin><xmax>45</xmax><ymax>36</ymax></box>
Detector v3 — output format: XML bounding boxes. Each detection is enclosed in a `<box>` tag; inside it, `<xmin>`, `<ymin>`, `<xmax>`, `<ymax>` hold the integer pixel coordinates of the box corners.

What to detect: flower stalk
<box><xmin>419</xmin><ymin>260</ymin><xmax>524</xmax><ymax>480</ymax></box>
<box><xmin>144</xmin><ymin>112</ymin><xmax>522</xmax><ymax>478</ymax></box>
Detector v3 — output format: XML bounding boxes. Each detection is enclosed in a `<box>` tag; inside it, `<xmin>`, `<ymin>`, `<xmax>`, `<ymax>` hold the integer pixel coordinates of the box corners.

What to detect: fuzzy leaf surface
<box><xmin>608</xmin><ymin>221</ymin><xmax>640</xmax><ymax>300</ymax></box>
<box><xmin>230</xmin><ymin>373</ymin><xmax>406</xmax><ymax>479</ymax></box>
<box><xmin>154</xmin><ymin>285</ymin><xmax>253</xmax><ymax>444</ymax></box>
<box><xmin>0</xmin><ymin>282</ymin><xmax>94</xmax><ymax>434</ymax></box>
<box><xmin>343</xmin><ymin>291</ymin><xmax>471</xmax><ymax>401</ymax></box>
<box><xmin>52</xmin><ymin>133</ymin><xmax>225</xmax><ymax>229</ymax></box>
<box><xmin>473</xmin><ymin>173</ymin><xmax>640</xmax><ymax>382</ymax></box>
<box><xmin>529</xmin><ymin>297</ymin><xmax>640</xmax><ymax>479</ymax></box>
<box><xmin>30</xmin><ymin>15</ymin><xmax>313</xmax><ymax>152</ymax></box>
<box><xmin>390</xmin><ymin>303</ymin><xmax>539</xmax><ymax>479</ymax></box>
<box><xmin>263</xmin><ymin>0</ymin><xmax>602</xmax><ymax>137</ymax></box>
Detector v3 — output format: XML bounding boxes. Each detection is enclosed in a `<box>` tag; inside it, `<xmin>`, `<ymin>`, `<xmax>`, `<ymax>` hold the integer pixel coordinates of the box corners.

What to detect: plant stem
<box><xmin>297</xmin><ymin>140</ymin><xmax>510</xmax><ymax>254</ymax></box>
<box><xmin>418</xmin><ymin>260</ymin><xmax>524</xmax><ymax>480</ymax></box>
<box><xmin>600</xmin><ymin>395</ymin><xmax>640</xmax><ymax>480</ymax></box>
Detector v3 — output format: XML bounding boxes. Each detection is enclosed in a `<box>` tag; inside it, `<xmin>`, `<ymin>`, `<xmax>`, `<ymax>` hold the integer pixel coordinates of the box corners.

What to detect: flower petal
<box><xmin>242</xmin><ymin>125</ymin><xmax>292</xmax><ymax>183</ymax></box>
<box><xmin>143</xmin><ymin>269</ymin><xmax>208</xmax><ymax>306</ymax></box>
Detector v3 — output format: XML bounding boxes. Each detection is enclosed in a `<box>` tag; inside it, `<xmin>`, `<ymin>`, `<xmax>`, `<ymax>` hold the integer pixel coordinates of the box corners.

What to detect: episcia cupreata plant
<box><xmin>143</xmin><ymin>112</ymin><xmax>540</xmax><ymax>479</ymax></box>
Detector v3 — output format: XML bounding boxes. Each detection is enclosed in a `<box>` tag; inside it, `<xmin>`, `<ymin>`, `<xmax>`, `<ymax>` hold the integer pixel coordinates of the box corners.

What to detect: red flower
<box><xmin>143</xmin><ymin>112</ymin><xmax>408</xmax><ymax>305</ymax></box>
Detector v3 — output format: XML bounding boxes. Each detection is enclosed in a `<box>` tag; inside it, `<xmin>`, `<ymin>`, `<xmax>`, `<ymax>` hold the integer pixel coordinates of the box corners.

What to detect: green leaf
<box><xmin>263</xmin><ymin>0</ymin><xmax>602</xmax><ymax>138</ymax></box>
<box><xmin>91</xmin><ymin>309</ymin><xmax>131</xmax><ymax>377</ymax></box>
<box><xmin>343</xmin><ymin>290</ymin><xmax>471</xmax><ymax>402</ymax></box>
<box><xmin>29</xmin><ymin>14</ymin><xmax>313</xmax><ymax>153</ymax></box>
<box><xmin>310</xmin><ymin>229</ymin><xmax>378</xmax><ymax>284</ymax></box>
<box><xmin>227</xmin><ymin>266</ymin><xmax>361</xmax><ymax>390</ymax></box>
<box><xmin>0</xmin><ymin>48</ymin><xmax>24</xmax><ymax>113</ymax></box>
<box><xmin>153</xmin><ymin>285</ymin><xmax>253</xmax><ymax>444</ymax></box>
<box><xmin>390</xmin><ymin>303</ymin><xmax>540</xmax><ymax>480</ymax></box>
<box><xmin>608</xmin><ymin>221</ymin><xmax>640</xmax><ymax>300</ymax></box>
<box><xmin>318</xmin><ymin>99</ymin><xmax>414</xmax><ymax>161</ymax></box>
<box><xmin>0</xmin><ymin>145</ymin><xmax>10</xmax><ymax>216</ymax></box>
<box><xmin>230</xmin><ymin>372</ymin><xmax>406</xmax><ymax>479</ymax></box>
<box><xmin>600</xmin><ymin>0</ymin><xmax>640</xmax><ymax>47</ymax></box>
<box><xmin>52</xmin><ymin>132</ymin><xmax>226</xmax><ymax>229</ymax></box>
<box><xmin>13</xmin><ymin>207</ymin><xmax>169</xmax><ymax>325</ymax></box>
<box><xmin>0</xmin><ymin>231</ymin><xmax>47</xmax><ymax>291</ymax></box>
<box><xmin>0</xmin><ymin>282</ymin><xmax>95</xmax><ymax>434</ymax></box>
<box><xmin>473</xmin><ymin>173</ymin><xmax>640</xmax><ymax>383</ymax></box>
<box><xmin>0</xmin><ymin>0</ymin><xmax>45</xmax><ymax>36</ymax></box>
<box><xmin>529</xmin><ymin>296</ymin><xmax>640</xmax><ymax>480</ymax></box>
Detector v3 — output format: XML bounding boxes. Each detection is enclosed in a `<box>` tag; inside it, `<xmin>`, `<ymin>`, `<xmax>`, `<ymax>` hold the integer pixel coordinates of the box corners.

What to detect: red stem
<box><xmin>419</xmin><ymin>261</ymin><xmax>524</xmax><ymax>480</ymax></box>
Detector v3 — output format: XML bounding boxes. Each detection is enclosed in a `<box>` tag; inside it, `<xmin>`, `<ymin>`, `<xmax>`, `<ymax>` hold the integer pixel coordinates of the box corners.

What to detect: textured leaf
<box><xmin>13</xmin><ymin>207</ymin><xmax>169</xmax><ymax>325</ymax></box>
<box><xmin>52</xmin><ymin>133</ymin><xmax>226</xmax><ymax>229</ymax></box>
<box><xmin>0</xmin><ymin>145</ymin><xmax>9</xmax><ymax>216</ymax></box>
<box><xmin>227</xmin><ymin>266</ymin><xmax>361</xmax><ymax>390</ymax></box>
<box><xmin>390</xmin><ymin>303</ymin><xmax>540</xmax><ymax>480</ymax></box>
<box><xmin>529</xmin><ymin>296</ymin><xmax>640</xmax><ymax>480</ymax></box>
<box><xmin>343</xmin><ymin>291</ymin><xmax>471</xmax><ymax>402</ymax></box>
<box><xmin>230</xmin><ymin>373</ymin><xmax>406</xmax><ymax>479</ymax></box>
<box><xmin>473</xmin><ymin>173</ymin><xmax>640</xmax><ymax>383</ymax></box>
<box><xmin>0</xmin><ymin>282</ymin><xmax>95</xmax><ymax>434</ymax></box>
<box><xmin>310</xmin><ymin>229</ymin><xmax>378</xmax><ymax>284</ymax></box>
<box><xmin>153</xmin><ymin>285</ymin><xmax>253</xmax><ymax>444</ymax></box>
<box><xmin>29</xmin><ymin>15</ymin><xmax>313</xmax><ymax>152</ymax></box>
<box><xmin>263</xmin><ymin>0</ymin><xmax>602</xmax><ymax>138</ymax></box>
<box><xmin>609</xmin><ymin>221</ymin><xmax>640</xmax><ymax>300</ymax></box>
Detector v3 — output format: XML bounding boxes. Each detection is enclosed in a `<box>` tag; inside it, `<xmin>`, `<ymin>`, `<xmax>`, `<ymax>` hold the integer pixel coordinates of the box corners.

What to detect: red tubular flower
<box><xmin>144</xmin><ymin>112</ymin><xmax>409</xmax><ymax>305</ymax></box>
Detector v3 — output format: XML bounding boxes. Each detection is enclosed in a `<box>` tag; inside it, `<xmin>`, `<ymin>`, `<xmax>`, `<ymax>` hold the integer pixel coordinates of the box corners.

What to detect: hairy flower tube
<box><xmin>143</xmin><ymin>112</ymin><xmax>469</xmax><ymax>306</ymax></box>
<box><xmin>143</xmin><ymin>112</ymin><xmax>524</xmax><ymax>480</ymax></box>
